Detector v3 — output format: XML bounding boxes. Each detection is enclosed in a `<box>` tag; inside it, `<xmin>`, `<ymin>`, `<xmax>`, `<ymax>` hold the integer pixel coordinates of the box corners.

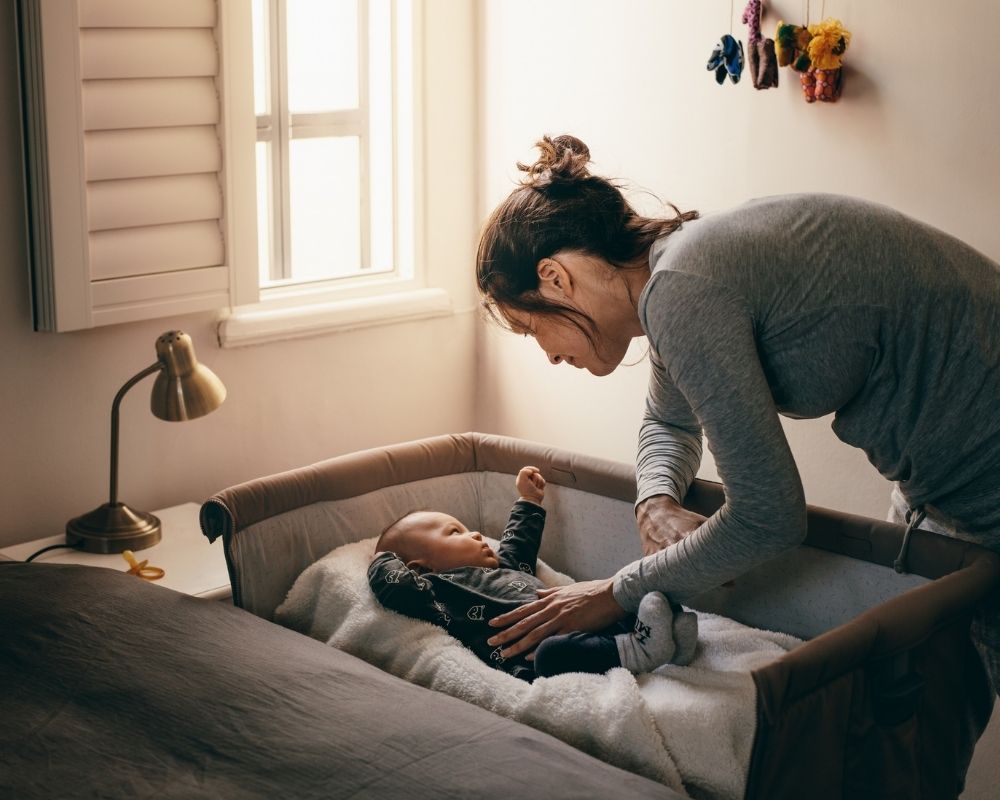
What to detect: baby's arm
<box><xmin>497</xmin><ymin>467</ymin><xmax>547</xmax><ymax>573</ymax></box>
<box><xmin>367</xmin><ymin>552</ymin><xmax>439</xmax><ymax>623</ymax></box>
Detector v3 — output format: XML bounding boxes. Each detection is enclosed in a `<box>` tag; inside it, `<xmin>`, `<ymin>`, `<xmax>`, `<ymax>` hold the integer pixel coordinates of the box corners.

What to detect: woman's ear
<box><xmin>536</xmin><ymin>258</ymin><xmax>574</xmax><ymax>300</ymax></box>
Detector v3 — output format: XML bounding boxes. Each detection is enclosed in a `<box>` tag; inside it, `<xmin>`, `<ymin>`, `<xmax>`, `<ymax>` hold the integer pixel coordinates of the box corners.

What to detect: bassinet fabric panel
<box><xmin>232</xmin><ymin>473</ymin><xmax>485</xmax><ymax>620</ymax></box>
<box><xmin>201</xmin><ymin>432</ymin><xmax>480</xmax><ymax>540</ymax></box>
<box><xmin>748</xmin><ymin>621</ymin><xmax>992</xmax><ymax>799</ymax></box>
<box><xmin>432</xmin><ymin>464</ymin><xmax>940</xmax><ymax>641</ymax></box>
<box><xmin>478</xmin><ymin>469</ymin><xmax>931</xmax><ymax>638</ymax></box>
<box><xmin>689</xmin><ymin>547</ymin><xmax>927</xmax><ymax>639</ymax></box>
<box><xmin>200</xmin><ymin>432</ymin><xmax>652</xmax><ymax>612</ymax></box>
<box><xmin>692</xmin><ymin>525</ymin><xmax>999</xmax><ymax>641</ymax></box>
<box><xmin>232</xmin><ymin>469</ymin><xmax>643</xmax><ymax>622</ymax></box>
<box><xmin>476</xmin><ymin>471</ymin><xmax>645</xmax><ymax>582</ymax></box>
<box><xmin>231</xmin><ymin>464</ymin><xmax>937</xmax><ymax>638</ymax></box>
<box><xmin>204</xmin><ymin>432</ymin><xmax>992</xmax><ymax>633</ymax></box>
<box><xmin>752</xmin><ymin>551</ymin><xmax>999</xmax><ymax>714</ymax></box>
<box><xmin>748</xmin><ymin>551</ymin><xmax>1000</xmax><ymax>798</ymax></box>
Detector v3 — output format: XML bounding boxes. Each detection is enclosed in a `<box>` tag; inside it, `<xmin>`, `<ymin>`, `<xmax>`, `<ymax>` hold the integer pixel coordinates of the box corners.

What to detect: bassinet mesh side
<box><xmin>227</xmin><ymin>474</ymin><xmax>486</xmax><ymax>620</ymax></box>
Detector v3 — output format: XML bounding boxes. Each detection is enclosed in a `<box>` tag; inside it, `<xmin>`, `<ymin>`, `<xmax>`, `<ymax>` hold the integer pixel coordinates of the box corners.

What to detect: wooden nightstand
<box><xmin>0</xmin><ymin>503</ymin><xmax>231</xmax><ymax>601</ymax></box>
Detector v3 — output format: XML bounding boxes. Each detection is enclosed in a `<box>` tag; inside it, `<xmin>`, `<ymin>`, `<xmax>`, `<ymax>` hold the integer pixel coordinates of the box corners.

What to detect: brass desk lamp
<box><xmin>66</xmin><ymin>330</ymin><xmax>226</xmax><ymax>554</ymax></box>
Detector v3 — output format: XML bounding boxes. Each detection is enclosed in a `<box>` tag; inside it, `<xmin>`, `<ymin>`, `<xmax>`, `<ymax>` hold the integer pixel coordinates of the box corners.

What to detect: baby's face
<box><xmin>397</xmin><ymin>512</ymin><xmax>499</xmax><ymax>572</ymax></box>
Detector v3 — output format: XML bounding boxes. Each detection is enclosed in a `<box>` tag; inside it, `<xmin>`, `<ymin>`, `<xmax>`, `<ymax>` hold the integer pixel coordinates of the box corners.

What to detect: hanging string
<box><xmin>730</xmin><ymin>0</ymin><xmax>734</xmax><ymax>35</ymax></box>
<box><xmin>805</xmin><ymin>0</ymin><xmax>810</xmax><ymax>26</ymax></box>
<box><xmin>821</xmin><ymin>0</ymin><xmax>826</xmax><ymax>20</ymax></box>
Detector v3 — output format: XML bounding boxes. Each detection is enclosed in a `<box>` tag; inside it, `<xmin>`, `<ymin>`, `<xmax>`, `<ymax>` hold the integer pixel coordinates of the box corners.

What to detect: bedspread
<box><xmin>0</xmin><ymin>562</ymin><xmax>680</xmax><ymax>800</ymax></box>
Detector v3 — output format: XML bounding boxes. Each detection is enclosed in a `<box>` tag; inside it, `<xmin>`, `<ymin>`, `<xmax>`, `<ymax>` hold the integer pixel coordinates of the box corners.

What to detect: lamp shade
<box><xmin>150</xmin><ymin>331</ymin><xmax>226</xmax><ymax>421</ymax></box>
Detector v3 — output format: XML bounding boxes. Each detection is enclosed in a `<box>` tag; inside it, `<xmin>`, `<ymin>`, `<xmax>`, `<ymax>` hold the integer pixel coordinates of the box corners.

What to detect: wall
<box><xmin>4</xmin><ymin>0</ymin><xmax>996</xmax><ymax>544</ymax></box>
<box><xmin>0</xmin><ymin>1</ymin><xmax>480</xmax><ymax>547</ymax></box>
<box><xmin>475</xmin><ymin>0</ymin><xmax>1000</xmax><ymax>518</ymax></box>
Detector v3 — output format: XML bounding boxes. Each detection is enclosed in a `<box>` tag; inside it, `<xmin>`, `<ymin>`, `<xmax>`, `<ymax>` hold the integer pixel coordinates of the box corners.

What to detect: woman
<box><xmin>477</xmin><ymin>134</ymin><xmax>1000</xmax><ymax>691</ymax></box>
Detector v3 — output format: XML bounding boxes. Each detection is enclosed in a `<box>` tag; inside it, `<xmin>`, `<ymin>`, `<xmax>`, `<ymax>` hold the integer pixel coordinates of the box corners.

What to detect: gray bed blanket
<box><xmin>0</xmin><ymin>563</ymin><xmax>679</xmax><ymax>799</ymax></box>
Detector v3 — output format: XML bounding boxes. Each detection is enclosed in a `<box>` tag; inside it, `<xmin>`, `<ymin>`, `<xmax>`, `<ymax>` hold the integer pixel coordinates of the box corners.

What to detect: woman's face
<box><xmin>511</xmin><ymin>311</ymin><xmax>624</xmax><ymax>377</ymax></box>
<box><xmin>503</xmin><ymin>251</ymin><xmax>641</xmax><ymax>377</ymax></box>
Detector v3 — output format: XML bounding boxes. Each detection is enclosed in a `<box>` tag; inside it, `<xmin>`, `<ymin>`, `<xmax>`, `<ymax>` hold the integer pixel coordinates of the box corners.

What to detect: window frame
<box><xmin>219</xmin><ymin>0</ymin><xmax>451</xmax><ymax>349</ymax></box>
<box><xmin>253</xmin><ymin>0</ymin><xmax>413</xmax><ymax>296</ymax></box>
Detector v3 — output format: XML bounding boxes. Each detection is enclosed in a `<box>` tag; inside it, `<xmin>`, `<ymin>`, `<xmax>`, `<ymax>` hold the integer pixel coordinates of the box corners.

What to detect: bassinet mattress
<box><xmin>275</xmin><ymin>536</ymin><xmax>802</xmax><ymax>800</ymax></box>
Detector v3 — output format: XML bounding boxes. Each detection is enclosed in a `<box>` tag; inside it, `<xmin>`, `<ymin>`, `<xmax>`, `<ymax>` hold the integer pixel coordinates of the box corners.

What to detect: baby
<box><xmin>367</xmin><ymin>466</ymin><xmax>697</xmax><ymax>682</ymax></box>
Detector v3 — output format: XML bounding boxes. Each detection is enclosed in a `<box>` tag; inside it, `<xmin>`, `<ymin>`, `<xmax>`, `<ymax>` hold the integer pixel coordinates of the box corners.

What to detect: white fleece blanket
<box><xmin>275</xmin><ymin>538</ymin><xmax>800</xmax><ymax>799</ymax></box>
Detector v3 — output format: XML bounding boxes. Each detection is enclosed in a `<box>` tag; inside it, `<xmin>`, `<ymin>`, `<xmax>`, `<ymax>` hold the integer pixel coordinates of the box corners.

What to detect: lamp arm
<box><xmin>108</xmin><ymin>361</ymin><xmax>162</xmax><ymax>506</ymax></box>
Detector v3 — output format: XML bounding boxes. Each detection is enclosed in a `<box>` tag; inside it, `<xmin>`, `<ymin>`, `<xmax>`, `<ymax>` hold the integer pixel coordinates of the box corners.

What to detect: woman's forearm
<box><xmin>635</xmin><ymin>392</ymin><xmax>703</xmax><ymax>508</ymax></box>
<box><xmin>614</xmin><ymin>501</ymin><xmax>807</xmax><ymax>610</ymax></box>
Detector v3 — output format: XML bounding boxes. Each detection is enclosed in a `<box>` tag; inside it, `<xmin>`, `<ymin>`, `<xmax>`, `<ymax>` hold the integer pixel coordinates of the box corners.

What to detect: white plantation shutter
<box><xmin>18</xmin><ymin>0</ymin><xmax>258</xmax><ymax>331</ymax></box>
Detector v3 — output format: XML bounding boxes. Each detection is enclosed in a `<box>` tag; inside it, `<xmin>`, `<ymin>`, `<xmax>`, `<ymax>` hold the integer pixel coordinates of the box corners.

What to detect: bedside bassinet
<box><xmin>201</xmin><ymin>432</ymin><xmax>998</xmax><ymax>799</ymax></box>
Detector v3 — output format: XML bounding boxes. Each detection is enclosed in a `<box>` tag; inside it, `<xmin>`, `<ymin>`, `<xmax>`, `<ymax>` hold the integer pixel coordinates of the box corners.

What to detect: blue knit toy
<box><xmin>707</xmin><ymin>34</ymin><xmax>744</xmax><ymax>84</ymax></box>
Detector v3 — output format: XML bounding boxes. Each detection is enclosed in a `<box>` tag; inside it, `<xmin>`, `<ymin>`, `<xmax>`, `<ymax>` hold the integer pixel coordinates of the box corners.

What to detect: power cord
<box><xmin>24</xmin><ymin>544</ymin><xmax>82</xmax><ymax>563</ymax></box>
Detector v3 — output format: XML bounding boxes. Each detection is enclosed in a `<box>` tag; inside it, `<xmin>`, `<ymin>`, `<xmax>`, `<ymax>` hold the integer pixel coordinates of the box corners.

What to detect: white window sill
<box><xmin>217</xmin><ymin>287</ymin><xmax>453</xmax><ymax>348</ymax></box>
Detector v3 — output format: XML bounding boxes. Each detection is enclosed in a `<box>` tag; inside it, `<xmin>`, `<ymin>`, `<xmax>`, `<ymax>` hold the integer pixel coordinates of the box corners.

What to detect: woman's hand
<box><xmin>636</xmin><ymin>495</ymin><xmax>706</xmax><ymax>556</ymax></box>
<box><xmin>486</xmin><ymin>578</ymin><xmax>626</xmax><ymax>659</ymax></box>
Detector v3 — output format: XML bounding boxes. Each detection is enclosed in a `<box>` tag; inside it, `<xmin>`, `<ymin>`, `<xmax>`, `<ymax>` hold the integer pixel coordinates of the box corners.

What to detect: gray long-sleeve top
<box><xmin>613</xmin><ymin>193</ymin><xmax>1000</xmax><ymax>611</ymax></box>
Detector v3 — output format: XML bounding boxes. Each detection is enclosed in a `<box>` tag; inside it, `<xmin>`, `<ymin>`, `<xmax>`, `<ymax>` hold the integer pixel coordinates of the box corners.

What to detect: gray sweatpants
<box><xmin>889</xmin><ymin>486</ymin><xmax>1000</xmax><ymax>696</ymax></box>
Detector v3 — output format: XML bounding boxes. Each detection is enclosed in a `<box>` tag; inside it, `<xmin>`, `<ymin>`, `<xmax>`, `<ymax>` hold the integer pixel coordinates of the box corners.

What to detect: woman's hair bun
<box><xmin>517</xmin><ymin>134</ymin><xmax>591</xmax><ymax>187</ymax></box>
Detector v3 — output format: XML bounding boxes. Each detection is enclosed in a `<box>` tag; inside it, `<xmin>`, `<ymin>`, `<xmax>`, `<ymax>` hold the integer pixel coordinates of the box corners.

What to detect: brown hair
<box><xmin>476</xmin><ymin>134</ymin><xmax>698</xmax><ymax>343</ymax></box>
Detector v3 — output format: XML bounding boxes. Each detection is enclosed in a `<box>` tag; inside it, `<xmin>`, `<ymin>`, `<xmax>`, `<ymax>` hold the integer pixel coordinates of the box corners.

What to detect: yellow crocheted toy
<box><xmin>775</xmin><ymin>17</ymin><xmax>851</xmax><ymax>102</ymax></box>
<box><xmin>807</xmin><ymin>18</ymin><xmax>851</xmax><ymax>70</ymax></box>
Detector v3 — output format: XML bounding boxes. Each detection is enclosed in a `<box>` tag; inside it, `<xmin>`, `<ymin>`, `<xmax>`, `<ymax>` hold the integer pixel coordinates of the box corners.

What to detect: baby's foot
<box><xmin>670</xmin><ymin>608</ymin><xmax>699</xmax><ymax>666</ymax></box>
<box><xmin>616</xmin><ymin>592</ymin><xmax>676</xmax><ymax>673</ymax></box>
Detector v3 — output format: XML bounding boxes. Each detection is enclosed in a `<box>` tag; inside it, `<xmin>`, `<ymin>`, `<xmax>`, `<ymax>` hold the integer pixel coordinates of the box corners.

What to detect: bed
<box><xmin>2</xmin><ymin>432</ymin><xmax>996</xmax><ymax>799</ymax></box>
<box><xmin>0</xmin><ymin>562</ymin><xmax>677</xmax><ymax>799</ymax></box>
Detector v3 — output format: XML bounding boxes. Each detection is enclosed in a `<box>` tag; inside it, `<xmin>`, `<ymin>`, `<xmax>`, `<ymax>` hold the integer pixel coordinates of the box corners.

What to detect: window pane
<box><xmin>368</xmin><ymin>0</ymin><xmax>392</xmax><ymax>271</ymax></box>
<box><xmin>394</xmin><ymin>0</ymin><xmax>415</xmax><ymax>278</ymax></box>
<box><xmin>252</xmin><ymin>0</ymin><xmax>269</xmax><ymax>116</ymax></box>
<box><xmin>289</xmin><ymin>137</ymin><xmax>360</xmax><ymax>280</ymax></box>
<box><xmin>255</xmin><ymin>141</ymin><xmax>273</xmax><ymax>283</ymax></box>
<box><xmin>287</xmin><ymin>0</ymin><xmax>358</xmax><ymax>113</ymax></box>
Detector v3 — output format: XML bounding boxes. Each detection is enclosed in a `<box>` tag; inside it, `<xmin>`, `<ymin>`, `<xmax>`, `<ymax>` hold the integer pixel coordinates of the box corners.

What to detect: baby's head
<box><xmin>375</xmin><ymin>510</ymin><xmax>499</xmax><ymax>573</ymax></box>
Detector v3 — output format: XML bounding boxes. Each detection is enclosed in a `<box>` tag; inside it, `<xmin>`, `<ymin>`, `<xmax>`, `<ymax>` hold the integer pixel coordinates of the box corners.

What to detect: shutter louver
<box><xmin>17</xmin><ymin>0</ymin><xmax>257</xmax><ymax>331</ymax></box>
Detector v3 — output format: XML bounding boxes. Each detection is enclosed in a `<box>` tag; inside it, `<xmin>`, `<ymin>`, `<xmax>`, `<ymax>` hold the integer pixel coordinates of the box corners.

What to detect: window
<box><xmin>18</xmin><ymin>0</ymin><xmax>450</xmax><ymax>341</ymax></box>
<box><xmin>218</xmin><ymin>0</ymin><xmax>450</xmax><ymax>348</ymax></box>
<box><xmin>251</xmin><ymin>0</ymin><xmax>416</xmax><ymax>297</ymax></box>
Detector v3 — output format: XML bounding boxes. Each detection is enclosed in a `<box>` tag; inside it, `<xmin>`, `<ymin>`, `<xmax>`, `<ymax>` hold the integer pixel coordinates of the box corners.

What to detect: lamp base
<box><xmin>66</xmin><ymin>503</ymin><xmax>162</xmax><ymax>554</ymax></box>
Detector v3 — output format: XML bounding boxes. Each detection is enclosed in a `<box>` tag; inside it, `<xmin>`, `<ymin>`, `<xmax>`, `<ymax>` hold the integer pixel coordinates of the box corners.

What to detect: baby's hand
<box><xmin>516</xmin><ymin>466</ymin><xmax>546</xmax><ymax>504</ymax></box>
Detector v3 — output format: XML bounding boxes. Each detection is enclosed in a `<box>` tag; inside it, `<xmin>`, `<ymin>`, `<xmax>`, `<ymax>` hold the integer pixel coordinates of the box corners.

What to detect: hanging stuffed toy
<box><xmin>742</xmin><ymin>0</ymin><xmax>778</xmax><ymax>89</ymax></box>
<box><xmin>775</xmin><ymin>21</ymin><xmax>812</xmax><ymax>70</ymax></box>
<box><xmin>775</xmin><ymin>17</ymin><xmax>851</xmax><ymax>102</ymax></box>
<box><xmin>806</xmin><ymin>18</ymin><xmax>851</xmax><ymax>101</ymax></box>
<box><xmin>707</xmin><ymin>34</ymin><xmax>744</xmax><ymax>85</ymax></box>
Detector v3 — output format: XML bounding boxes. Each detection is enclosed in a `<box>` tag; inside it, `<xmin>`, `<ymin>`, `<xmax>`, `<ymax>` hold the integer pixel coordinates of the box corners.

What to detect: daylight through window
<box><xmin>252</xmin><ymin>0</ymin><xmax>412</xmax><ymax>291</ymax></box>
